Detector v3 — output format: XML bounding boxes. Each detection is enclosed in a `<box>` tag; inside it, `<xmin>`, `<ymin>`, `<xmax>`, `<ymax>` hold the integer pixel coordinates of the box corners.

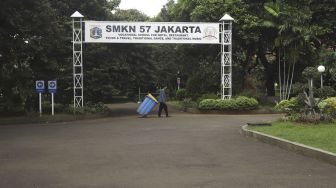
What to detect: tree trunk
<box><xmin>257</xmin><ymin>39</ymin><xmax>275</xmax><ymax>96</ymax></box>
<box><xmin>258</xmin><ymin>51</ymin><xmax>275</xmax><ymax>96</ymax></box>
<box><xmin>265</xmin><ymin>68</ymin><xmax>276</xmax><ymax>96</ymax></box>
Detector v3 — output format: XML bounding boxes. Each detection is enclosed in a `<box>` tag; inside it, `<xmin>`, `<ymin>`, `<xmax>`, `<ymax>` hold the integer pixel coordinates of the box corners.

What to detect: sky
<box><xmin>119</xmin><ymin>0</ymin><xmax>168</xmax><ymax>17</ymax></box>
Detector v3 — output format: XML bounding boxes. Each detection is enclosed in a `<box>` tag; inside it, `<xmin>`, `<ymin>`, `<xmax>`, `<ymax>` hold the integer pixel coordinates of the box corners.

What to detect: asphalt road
<box><xmin>1</xmin><ymin>104</ymin><xmax>336</xmax><ymax>188</ymax></box>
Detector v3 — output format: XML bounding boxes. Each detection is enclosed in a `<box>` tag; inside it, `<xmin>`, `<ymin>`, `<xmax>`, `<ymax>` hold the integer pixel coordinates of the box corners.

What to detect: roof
<box><xmin>220</xmin><ymin>14</ymin><xmax>234</xmax><ymax>21</ymax></box>
<box><xmin>71</xmin><ymin>11</ymin><xmax>84</xmax><ymax>18</ymax></box>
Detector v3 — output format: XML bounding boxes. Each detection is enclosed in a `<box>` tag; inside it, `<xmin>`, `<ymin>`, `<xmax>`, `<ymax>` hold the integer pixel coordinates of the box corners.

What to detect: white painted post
<box><xmin>39</xmin><ymin>93</ymin><xmax>42</xmax><ymax>117</ymax></box>
<box><xmin>51</xmin><ymin>93</ymin><xmax>54</xmax><ymax>116</ymax></box>
<box><xmin>138</xmin><ymin>87</ymin><xmax>141</xmax><ymax>103</ymax></box>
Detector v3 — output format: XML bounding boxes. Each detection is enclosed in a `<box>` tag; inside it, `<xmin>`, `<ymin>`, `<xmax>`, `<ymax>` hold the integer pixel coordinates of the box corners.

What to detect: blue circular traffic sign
<box><xmin>36</xmin><ymin>80</ymin><xmax>45</xmax><ymax>93</ymax></box>
<box><xmin>48</xmin><ymin>81</ymin><xmax>57</xmax><ymax>93</ymax></box>
<box><xmin>37</xmin><ymin>82</ymin><xmax>43</xmax><ymax>87</ymax></box>
<box><xmin>49</xmin><ymin>82</ymin><xmax>56</xmax><ymax>88</ymax></box>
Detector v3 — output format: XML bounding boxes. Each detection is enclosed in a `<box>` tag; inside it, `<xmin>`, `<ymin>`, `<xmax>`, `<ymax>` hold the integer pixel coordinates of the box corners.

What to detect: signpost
<box><xmin>177</xmin><ymin>77</ymin><xmax>181</xmax><ymax>90</ymax></box>
<box><xmin>48</xmin><ymin>80</ymin><xmax>57</xmax><ymax>116</ymax></box>
<box><xmin>36</xmin><ymin>80</ymin><xmax>45</xmax><ymax>116</ymax></box>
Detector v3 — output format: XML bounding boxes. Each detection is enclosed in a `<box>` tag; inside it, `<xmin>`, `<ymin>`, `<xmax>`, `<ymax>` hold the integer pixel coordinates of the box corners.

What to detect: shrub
<box><xmin>302</xmin><ymin>67</ymin><xmax>320</xmax><ymax>80</ymax></box>
<box><xmin>176</xmin><ymin>89</ymin><xmax>187</xmax><ymax>101</ymax></box>
<box><xmin>319</xmin><ymin>97</ymin><xmax>336</xmax><ymax>117</ymax></box>
<box><xmin>198</xmin><ymin>99</ymin><xmax>218</xmax><ymax>110</ymax></box>
<box><xmin>238</xmin><ymin>90</ymin><xmax>262</xmax><ymax>100</ymax></box>
<box><xmin>180</xmin><ymin>98</ymin><xmax>197</xmax><ymax>109</ymax></box>
<box><xmin>216</xmin><ymin>99</ymin><xmax>237</xmax><ymax>111</ymax></box>
<box><xmin>235</xmin><ymin>96</ymin><xmax>259</xmax><ymax>110</ymax></box>
<box><xmin>72</xmin><ymin>102</ymin><xmax>110</xmax><ymax>115</ymax></box>
<box><xmin>196</xmin><ymin>93</ymin><xmax>219</xmax><ymax>104</ymax></box>
<box><xmin>274</xmin><ymin>98</ymin><xmax>300</xmax><ymax>113</ymax></box>
<box><xmin>198</xmin><ymin>96</ymin><xmax>258</xmax><ymax>111</ymax></box>
<box><xmin>292</xmin><ymin>83</ymin><xmax>308</xmax><ymax>95</ymax></box>
<box><xmin>316</xmin><ymin>86</ymin><xmax>336</xmax><ymax>99</ymax></box>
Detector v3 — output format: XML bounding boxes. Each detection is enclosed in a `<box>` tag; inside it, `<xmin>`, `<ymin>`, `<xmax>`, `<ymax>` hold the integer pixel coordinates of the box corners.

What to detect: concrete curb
<box><xmin>241</xmin><ymin>125</ymin><xmax>336</xmax><ymax>166</ymax></box>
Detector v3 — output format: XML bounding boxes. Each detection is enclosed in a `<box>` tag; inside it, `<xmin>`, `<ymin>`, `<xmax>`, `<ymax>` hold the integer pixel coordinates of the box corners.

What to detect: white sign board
<box><xmin>84</xmin><ymin>21</ymin><xmax>220</xmax><ymax>44</ymax></box>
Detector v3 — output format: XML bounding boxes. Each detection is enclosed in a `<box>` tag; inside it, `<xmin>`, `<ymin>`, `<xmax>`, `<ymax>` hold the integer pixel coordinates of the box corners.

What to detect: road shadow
<box><xmin>106</xmin><ymin>102</ymin><xmax>182</xmax><ymax>118</ymax></box>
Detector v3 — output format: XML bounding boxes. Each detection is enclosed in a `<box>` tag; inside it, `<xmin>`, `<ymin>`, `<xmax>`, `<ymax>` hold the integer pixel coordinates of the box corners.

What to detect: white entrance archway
<box><xmin>71</xmin><ymin>11</ymin><xmax>233</xmax><ymax>109</ymax></box>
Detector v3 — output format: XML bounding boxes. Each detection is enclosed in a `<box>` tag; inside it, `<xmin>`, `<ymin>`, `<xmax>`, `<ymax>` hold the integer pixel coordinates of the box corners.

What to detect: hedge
<box><xmin>274</xmin><ymin>98</ymin><xmax>300</xmax><ymax>113</ymax></box>
<box><xmin>176</xmin><ymin>89</ymin><xmax>187</xmax><ymax>100</ymax></box>
<box><xmin>198</xmin><ymin>96</ymin><xmax>258</xmax><ymax>111</ymax></box>
<box><xmin>318</xmin><ymin>97</ymin><xmax>336</xmax><ymax>117</ymax></box>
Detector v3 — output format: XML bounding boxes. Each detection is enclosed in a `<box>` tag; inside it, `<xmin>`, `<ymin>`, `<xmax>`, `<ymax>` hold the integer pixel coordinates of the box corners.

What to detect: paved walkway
<box><xmin>1</xmin><ymin>104</ymin><xmax>336</xmax><ymax>187</ymax></box>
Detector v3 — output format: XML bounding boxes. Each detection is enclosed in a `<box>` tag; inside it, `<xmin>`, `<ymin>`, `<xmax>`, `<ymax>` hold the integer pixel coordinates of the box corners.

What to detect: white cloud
<box><xmin>119</xmin><ymin>0</ymin><xmax>168</xmax><ymax>17</ymax></box>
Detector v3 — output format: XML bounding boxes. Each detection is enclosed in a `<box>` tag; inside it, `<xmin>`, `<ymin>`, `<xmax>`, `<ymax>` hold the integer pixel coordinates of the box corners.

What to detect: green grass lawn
<box><xmin>248</xmin><ymin>121</ymin><xmax>336</xmax><ymax>153</ymax></box>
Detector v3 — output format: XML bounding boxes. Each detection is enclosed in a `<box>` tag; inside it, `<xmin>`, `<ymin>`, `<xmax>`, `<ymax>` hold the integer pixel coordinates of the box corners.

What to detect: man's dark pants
<box><xmin>158</xmin><ymin>102</ymin><xmax>168</xmax><ymax>117</ymax></box>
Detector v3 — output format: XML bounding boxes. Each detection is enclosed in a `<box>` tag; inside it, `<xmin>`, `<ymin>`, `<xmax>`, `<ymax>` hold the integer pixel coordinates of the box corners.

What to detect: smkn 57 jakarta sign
<box><xmin>84</xmin><ymin>21</ymin><xmax>220</xmax><ymax>44</ymax></box>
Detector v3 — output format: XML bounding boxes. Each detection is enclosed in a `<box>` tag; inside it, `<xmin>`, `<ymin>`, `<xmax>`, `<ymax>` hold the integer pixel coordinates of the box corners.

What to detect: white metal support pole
<box><xmin>138</xmin><ymin>87</ymin><xmax>141</xmax><ymax>103</ymax></box>
<box><xmin>220</xmin><ymin>14</ymin><xmax>234</xmax><ymax>100</ymax></box>
<box><xmin>39</xmin><ymin>93</ymin><xmax>42</xmax><ymax>117</ymax></box>
<box><xmin>51</xmin><ymin>93</ymin><xmax>54</xmax><ymax>116</ymax></box>
<box><xmin>71</xmin><ymin>11</ymin><xmax>84</xmax><ymax>110</ymax></box>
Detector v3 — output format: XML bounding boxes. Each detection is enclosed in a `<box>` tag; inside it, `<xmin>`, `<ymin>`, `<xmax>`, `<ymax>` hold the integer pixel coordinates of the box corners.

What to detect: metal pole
<box><xmin>220</xmin><ymin>19</ymin><xmax>233</xmax><ymax>100</ymax></box>
<box><xmin>51</xmin><ymin>93</ymin><xmax>54</xmax><ymax>116</ymax></box>
<box><xmin>39</xmin><ymin>93</ymin><xmax>42</xmax><ymax>117</ymax></box>
<box><xmin>321</xmin><ymin>73</ymin><xmax>323</xmax><ymax>88</ymax></box>
<box><xmin>177</xmin><ymin>78</ymin><xmax>180</xmax><ymax>90</ymax></box>
<box><xmin>221</xmin><ymin>22</ymin><xmax>224</xmax><ymax>99</ymax></box>
<box><xmin>80</xmin><ymin>18</ymin><xmax>84</xmax><ymax>107</ymax></box>
<box><xmin>138</xmin><ymin>87</ymin><xmax>141</xmax><ymax>103</ymax></box>
<box><xmin>72</xmin><ymin>12</ymin><xmax>84</xmax><ymax>110</ymax></box>
<box><xmin>73</xmin><ymin>17</ymin><xmax>75</xmax><ymax>111</ymax></box>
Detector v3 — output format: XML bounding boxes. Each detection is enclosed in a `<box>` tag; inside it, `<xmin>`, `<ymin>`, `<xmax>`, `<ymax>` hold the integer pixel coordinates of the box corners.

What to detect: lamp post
<box><xmin>317</xmin><ymin>65</ymin><xmax>325</xmax><ymax>88</ymax></box>
<box><xmin>177</xmin><ymin>71</ymin><xmax>181</xmax><ymax>90</ymax></box>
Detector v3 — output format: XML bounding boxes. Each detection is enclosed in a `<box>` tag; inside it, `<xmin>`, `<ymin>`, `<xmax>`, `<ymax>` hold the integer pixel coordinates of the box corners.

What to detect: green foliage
<box><xmin>234</xmin><ymin>96</ymin><xmax>259</xmax><ymax>110</ymax></box>
<box><xmin>198</xmin><ymin>96</ymin><xmax>258</xmax><ymax>111</ymax></box>
<box><xmin>113</xmin><ymin>9</ymin><xmax>149</xmax><ymax>21</ymax></box>
<box><xmin>277</xmin><ymin>95</ymin><xmax>336</xmax><ymax>123</ymax></box>
<box><xmin>318</xmin><ymin>97</ymin><xmax>336</xmax><ymax>117</ymax></box>
<box><xmin>249</xmin><ymin>121</ymin><xmax>336</xmax><ymax>153</ymax></box>
<box><xmin>197</xmin><ymin>99</ymin><xmax>218</xmax><ymax>110</ymax></box>
<box><xmin>302</xmin><ymin>67</ymin><xmax>320</xmax><ymax>80</ymax></box>
<box><xmin>176</xmin><ymin>89</ymin><xmax>187</xmax><ymax>101</ymax></box>
<box><xmin>238</xmin><ymin>90</ymin><xmax>262</xmax><ymax>100</ymax></box>
<box><xmin>180</xmin><ymin>98</ymin><xmax>197</xmax><ymax>110</ymax></box>
<box><xmin>184</xmin><ymin>60</ymin><xmax>220</xmax><ymax>100</ymax></box>
<box><xmin>196</xmin><ymin>93</ymin><xmax>219</xmax><ymax>104</ymax></box>
<box><xmin>316</xmin><ymin>86</ymin><xmax>336</xmax><ymax>99</ymax></box>
<box><xmin>292</xmin><ymin>83</ymin><xmax>308</xmax><ymax>95</ymax></box>
<box><xmin>73</xmin><ymin>102</ymin><xmax>110</xmax><ymax>115</ymax></box>
<box><xmin>274</xmin><ymin>98</ymin><xmax>300</xmax><ymax>113</ymax></box>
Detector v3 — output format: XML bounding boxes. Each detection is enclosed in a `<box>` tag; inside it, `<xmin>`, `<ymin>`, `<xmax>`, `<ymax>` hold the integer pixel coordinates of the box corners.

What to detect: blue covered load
<box><xmin>137</xmin><ymin>94</ymin><xmax>159</xmax><ymax>117</ymax></box>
